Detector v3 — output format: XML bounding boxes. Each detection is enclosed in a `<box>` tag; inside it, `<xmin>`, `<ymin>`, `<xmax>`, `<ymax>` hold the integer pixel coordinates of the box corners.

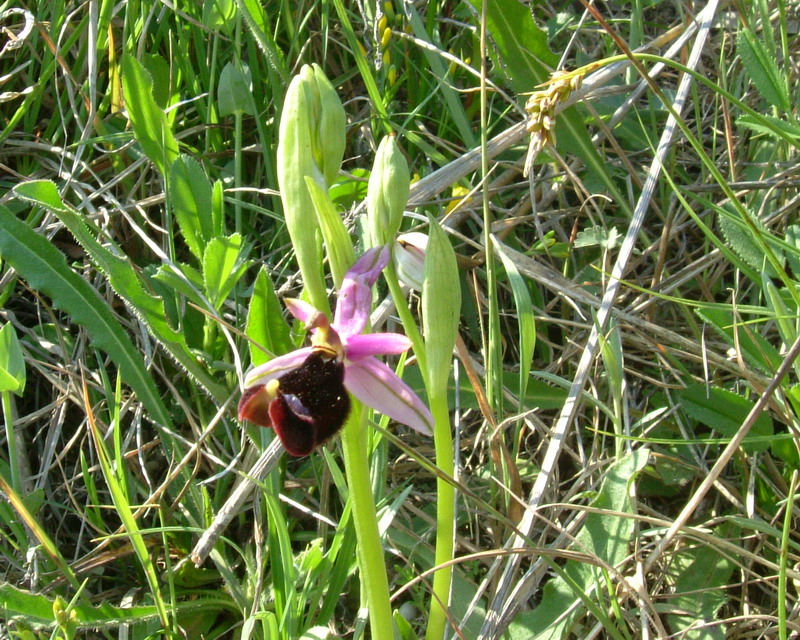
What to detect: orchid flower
<box><xmin>238</xmin><ymin>246</ymin><xmax>433</xmax><ymax>456</ymax></box>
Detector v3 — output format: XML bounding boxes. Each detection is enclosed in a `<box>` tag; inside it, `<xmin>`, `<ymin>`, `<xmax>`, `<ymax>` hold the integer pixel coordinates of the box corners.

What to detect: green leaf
<box><xmin>245</xmin><ymin>267</ymin><xmax>293</xmax><ymax>366</ymax></box>
<box><xmin>422</xmin><ymin>217</ymin><xmax>461</xmax><ymax>396</ymax></box>
<box><xmin>141</xmin><ymin>53</ymin><xmax>171</xmax><ymax>110</ymax></box>
<box><xmin>11</xmin><ymin>180</ymin><xmax>228</xmax><ymax>403</ymax></box>
<box><xmin>678</xmin><ymin>384</ymin><xmax>773</xmax><ymax>453</ymax></box>
<box><xmin>666</xmin><ymin>533</ymin><xmax>736</xmax><ymax>639</ymax></box>
<box><xmin>493</xmin><ymin>236</ymin><xmax>535</xmax><ymax>410</ymax></box>
<box><xmin>305</xmin><ymin>176</ymin><xmax>355</xmax><ymax>288</ymax></box>
<box><xmin>509</xmin><ymin>450</ymin><xmax>650</xmax><ymax>639</ymax></box>
<box><xmin>469</xmin><ymin>0</ymin><xmax>557</xmax><ymax>90</ymax></box>
<box><xmin>202</xmin><ymin>0</ymin><xmax>236</xmax><ymax>34</ymax></box>
<box><xmin>737</xmin><ymin>113</ymin><xmax>800</xmax><ymax>139</ymax></box>
<box><xmin>121</xmin><ymin>55</ymin><xmax>179</xmax><ymax>175</ymax></box>
<box><xmin>696</xmin><ymin>306</ymin><xmax>782</xmax><ymax>375</ymax></box>
<box><xmin>0</xmin><ymin>322</ymin><xmax>26</xmax><ymax>395</ymax></box>
<box><xmin>218</xmin><ymin>61</ymin><xmax>256</xmax><ymax>117</ymax></box>
<box><xmin>737</xmin><ymin>29</ymin><xmax>790</xmax><ymax>113</ymax></box>
<box><xmin>170</xmin><ymin>155</ymin><xmax>215</xmax><ymax>261</ymax></box>
<box><xmin>202</xmin><ymin>233</ymin><xmax>250</xmax><ymax>309</ymax></box>
<box><xmin>0</xmin><ymin>204</ymin><xmax>173</xmax><ymax>429</ymax></box>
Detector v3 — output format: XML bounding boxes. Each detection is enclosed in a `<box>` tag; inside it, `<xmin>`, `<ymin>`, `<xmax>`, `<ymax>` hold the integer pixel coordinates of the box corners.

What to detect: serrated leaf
<box><xmin>121</xmin><ymin>55</ymin><xmax>179</xmax><ymax>175</ymax></box>
<box><xmin>737</xmin><ymin>29</ymin><xmax>790</xmax><ymax>113</ymax></box>
<box><xmin>141</xmin><ymin>53</ymin><xmax>170</xmax><ymax>110</ymax></box>
<box><xmin>678</xmin><ymin>383</ymin><xmax>773</xmax><ymax>453</ymax></box>
<box><xmin>170</xmin><ymin>155</ymin><xmax>215</xmax><ymax>261</ymax></box>
<box><xmin>0</xmin><ymin>205</ymin><xmax>172</xmax><ymax>429</ymax></box>
<box><xmin>11</xmin><ymin>180</ymin><xmax>228</xmax><ymax>403</ymax></box>
<box><xmin>736</xmin><ymin>113</ymin><xmax>800</xmax><ymax>140</ymax></box>
<box><xmin>246</xmin><ymin>267</ymin><xmax>293</xmax><ymax>366</ymax></box>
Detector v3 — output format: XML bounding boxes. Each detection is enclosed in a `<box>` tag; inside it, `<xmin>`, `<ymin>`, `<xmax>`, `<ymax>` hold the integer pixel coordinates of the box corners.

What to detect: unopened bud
<box><xmin>367</xmin><ymin>136</ymin><xmax>410</xmax><ymax>246</ymax></box>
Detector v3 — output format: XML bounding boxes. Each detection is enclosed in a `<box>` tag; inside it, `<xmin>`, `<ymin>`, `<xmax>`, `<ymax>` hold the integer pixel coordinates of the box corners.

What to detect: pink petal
<box><xmin>346</xmin><ymin>246</ymin><xmax>389</xmax><ymax>287</ymax></box>
<box><xmin>344</xmin><ymin>358</ymin><xmax>433</xmax><ymax>436</ymax></box>
<box><xmin>243</xmin><ymin>347</ymin><xmax>314</xmax><ymax>388</ymax></box>
<box><xmin>284</xmin><ymin>298</ymin><xmax>322</xmax><ymax>325</ymax></box>
<box><xmin>332</xmin><ymin>279</ymin><xmax>372</xmax><ymax>338</ymax></box>
<box><xmin>345</xmin><ymin>333</ymin><xmax>412</xmax><ymax>361</ymax></box>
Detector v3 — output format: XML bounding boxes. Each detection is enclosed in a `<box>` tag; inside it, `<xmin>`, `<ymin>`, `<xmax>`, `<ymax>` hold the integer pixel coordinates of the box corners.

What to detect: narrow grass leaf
<box><xmin>0</xmin><ymin>205</ymin><xmax>173</xmax><ymax>429</ymax></box>
<box><xmin>121</xmin><ymin>55</ymin><xmax>179</xmax><ymax>175</ymax></box>
<box><xmin>696</xmin><ymin>306</ymin><xmax>782</xmax><ymax>375</ymax></box>
<box><xmin>85</xmin><ymin>382</ymin><xmax>169</xmax><ymax>629</ymax></box>
<box><xmin>493</xmin><ymin>236</ymin><xmax>535</xmax><ymax>410</ymax></box>
<box><xmin>0</xmin><ymin>475</ymin><xmax>80</xmax><ymax>591</ymax></box>
<box><xmin>170</xmin><ymin>155</ymin><xmax>215</xmax><ymax>261</ymax></box>
<box><xmin>678</xmin><ymin>384</ymin><xmax>773</xmax><ymax>453</ymax></box>
<box><xmin>245</xmin><ymin>266</ymin><xmax>293</xmax><ymax>366</ymax></box>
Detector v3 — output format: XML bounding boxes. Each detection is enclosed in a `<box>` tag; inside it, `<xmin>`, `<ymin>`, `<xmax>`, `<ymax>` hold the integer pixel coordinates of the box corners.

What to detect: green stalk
<box><xmin>425</xmin><ymin>391</ymin><xmax>455</xmax><ymax>640</ymax></box>
<box><xmin>2</xmin><ymin>390</ymin><xmax>21</xmax><ymax>493</ymax></box>
<box><xmin>384</xmin><ymin>261</ymin><xmax>427</xmax><ymax>373</ymax></box>
<box><xmin>340</xmin><ymin>403</ymin><xmax>394</xmax><ymax>639</ymax></box>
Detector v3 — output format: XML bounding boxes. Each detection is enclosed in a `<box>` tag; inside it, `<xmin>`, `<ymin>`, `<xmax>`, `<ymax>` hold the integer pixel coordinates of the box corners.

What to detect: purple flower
<box><xmin>238</xmin><ymin>246</ymin><xmax>433</xmax><ymax>456</ymax></box>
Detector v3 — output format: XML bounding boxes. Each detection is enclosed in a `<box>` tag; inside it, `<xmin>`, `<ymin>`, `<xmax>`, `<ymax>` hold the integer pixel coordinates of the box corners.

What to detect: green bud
<box><xmin>310</xmin><ymin>64</ymin><xmax>346</xmax><ymax>186</ymax></box>
<box><xmin>367</xmin><ymin>136</ymin><xmax>410</xmax><ymax>247</ymax></box>
<box><xmin>277</xmin><ymin>66</ymin><xmax>327</xmax><ymax>310</ymax></box>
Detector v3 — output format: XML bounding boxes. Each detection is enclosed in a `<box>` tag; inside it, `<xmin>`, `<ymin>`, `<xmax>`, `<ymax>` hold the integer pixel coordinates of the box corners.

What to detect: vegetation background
<box><xmin>0</xmin><ymin>0</ymin><xmax>799</xmax><ymax>638</ymax></box>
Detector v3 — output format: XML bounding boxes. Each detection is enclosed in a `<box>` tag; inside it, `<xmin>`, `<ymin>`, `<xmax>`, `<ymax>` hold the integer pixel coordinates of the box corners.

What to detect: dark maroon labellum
<box><xmin>240</xmin><ymin>350</ymin><xmax>350</xmax><ymax>456</ymax></box>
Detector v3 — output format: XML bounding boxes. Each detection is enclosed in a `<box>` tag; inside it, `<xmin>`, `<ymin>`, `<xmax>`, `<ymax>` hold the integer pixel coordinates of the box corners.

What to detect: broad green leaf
<box><xmin>203</xmin><ymin>0</ymin><xmax>236</xmax><ymax>34</ymax></box>
<box><xmin>493</xmin><ymin>236</ymin><xmax>535</xmax><ymax>410</ymax></box>
<box><xmin>245</xmin><ymin>267</ymin><xmax>293</xmax><ymax>366</ymax></box>
<box><xmin>422</xmin><ymin>216</ymin><xmax>461</xmax><ymax>397</ymax></box>
<box><xmin>11</xmin><ymin>180</ymin><xmax>228</xmax><ymax>403</ymax></box>
<box><xmin>470</xmin><ymin>0</ymin><xmax>557</xmax><ymax>88</ymax></box>
<box><xmin>678</xmin><ymin>383</ymin><xmax>773</xmax><ymax>453</ymax></box>
<box><xmin>737</xmin><ymin>29</ymin><xmax>790</xmax><ymax>113</ymax></box>
<box><xmin>170</xmin><ymin>155</ymin><xmax>215</xmax><ymax>261</ymax></box>
<box><xmin>0</xmin><ymin>582</ymin><xmax>232</xmax><ymax>631</ymax></box>
<box><xmin>121</xmin><ymin>55</ymin><xmax>179</xmax><ymax>175</ymax></box>
<box><xmin>0</xmin><ymin>205</ymin><xmax>173</xmax><ymax>429</ymax></box>
<box><xmin>202</xmin><ymin>233</ymin><xmax>250</xmax><ymax>309</ymax></box>
<box><xmin>0</xmin><ymin>322</ymin><xmax>25</xmax><ymax>395</ymax></box>
<box><xmin>305</xmin><ymin>176</ymin><xmax>355</xmax><ymax>288</ymax></box>
<box><xmin>666</xmin><ymin>532</ymin><xmax>736</xmax><ymax>639</ymax></box>
<box><xmin>509</xmin><ymin>450</ymin><xmax>650</xmax><ymax>639</ymax></box>
<box><xmin>218</xmin><ymin>61</ymin><xmax>256</xmax><ymax>117</ymax></box>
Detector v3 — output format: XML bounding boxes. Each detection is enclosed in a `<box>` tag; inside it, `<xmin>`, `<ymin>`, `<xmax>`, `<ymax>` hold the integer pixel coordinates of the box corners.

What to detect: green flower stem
<box><xmin>425</xmin><ymin>391</ymin><xmax>455</xmax><ymax>640</ymax></box>
<box><xmin>383</xmin><ymin>261</ymin><xmax>427</xmax><ymax>374</ymax></box>
<box><xmin>340</xmin><ymin>402</ymin><xmax>395</xmax><ymax>639</ymax></box>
